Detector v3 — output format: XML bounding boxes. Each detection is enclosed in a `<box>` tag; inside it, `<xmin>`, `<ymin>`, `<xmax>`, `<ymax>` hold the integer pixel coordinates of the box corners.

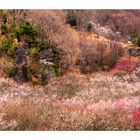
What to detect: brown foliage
<box><xmin>95</xmin><ymin>10</ymin><xmax>140</xmax><ymax>38</ymax></box>
<box><xmin>108</xmin><ymin>41</ymin><xmax>124</xmax><ymax>68</ymax></box>
<box><xmin>76</xmin><ymin>35</ymin><xmax>109</xmax><ymax>73</ymax></box>
<box><xmin>76</xmin><ymin>35</ymin><xmax>124</xmax><ymax>73</ymax></box>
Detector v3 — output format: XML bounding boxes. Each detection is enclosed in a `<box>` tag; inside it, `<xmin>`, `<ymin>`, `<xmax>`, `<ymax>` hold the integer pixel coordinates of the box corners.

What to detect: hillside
<box><xmin>0</xmin><ymin>10</ymin><xmax>140</xmax><ymax>130</ymax></box>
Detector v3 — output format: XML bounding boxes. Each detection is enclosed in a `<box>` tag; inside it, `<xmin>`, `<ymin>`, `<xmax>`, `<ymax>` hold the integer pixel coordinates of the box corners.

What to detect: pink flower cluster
<box><xmin>114</xmin><ymin>99</ymin><xmax>126</xmax><ymax>110</ymax></box>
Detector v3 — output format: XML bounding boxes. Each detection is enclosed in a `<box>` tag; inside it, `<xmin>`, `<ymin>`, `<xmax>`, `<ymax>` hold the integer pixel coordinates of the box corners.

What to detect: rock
<box><xmin>14</xmin><ymin>65</ymin><xmax>28</xmax><ymax>83</ymax></box>
<box><xmin>41</xmin><ymin>69</ymin><xmax>53</xmax><ymax>85</ymax></box>
<box><xmin>128</xmin><ymin>47</ymin><xmax>140</xmax><ymax>56</ymax></box>
<box><xmin>15</xmin><ymin>42</ymin><xmax>27</xmax><ymax>65</ymax></box>
<box><xmin>14</xmin><ymin>42</ymin><xmax>29</xmax><ymax>83</ymax></box>
<box><xmin>39</xmin><ymin>49</ymin><xmax>54</xmax><ymax>60</ymax></box>
<box><xmin>39</xmin><ymin>59</ymin><xmax>54</xmax><ymax>66</ymax></box>
<box><xmin>128</xmin><ymin>41</ymin><xmax>132</xmax><ymax>44</ymax></box>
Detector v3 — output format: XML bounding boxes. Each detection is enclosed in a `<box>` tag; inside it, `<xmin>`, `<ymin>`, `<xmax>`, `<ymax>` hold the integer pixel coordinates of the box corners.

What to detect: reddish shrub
<box><xmin>110</xmin><ymin>56</ymin><xmax>139</xmax><ymax>74</ymax></box>
<box><xmin>132</xmin><ymin>108</ymin><xmax>140</xmax><ymax>120</ymax></box>
<box><xmin>130</xmin><ymin>107</ymin><xmax>140</xmax><ymax>128</ymax></box>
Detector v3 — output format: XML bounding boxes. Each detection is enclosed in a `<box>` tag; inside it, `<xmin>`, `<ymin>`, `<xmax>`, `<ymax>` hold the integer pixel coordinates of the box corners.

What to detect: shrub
<box><xmin>77</xmin><ymin>40</ymin><xmax>108</xmax><ymax>73</ymax></box>
<box><xmin>108</xmin><ymin>41</ymin><xmax>124</xmax><ymax>68</ymax></box>
<box><xmin>39</xmin><ymin>40</ymin><xmax>46</xmax><ymax>51</ymax></box>
<box><xmin>0</xmin><ymin>11</ymin><xmax>8</xmax><ymax>34</ymax></box>
<box><xmin>131</xmin><ymin>107</ymin><xmax>140</xmax><ymax>128</ymax></box>
<box><xmin>13</xmin><ymin>22</ymin><xmax>37</xmax><ymax>41</ymax></box>
<box><xmin>1</xmin><ymin>23</ymin><xmax>8</xmax><ymax>34</ymax></box>
<box><xmin>20</xmin><ymin>22</ymin><xmax>37</xmax><ymax>39</ymax></box>
<box><xmin>0</xmin><ymin>56</ymin><xmax>13</xmax><ymax>77</ymax></box>
<box><xmin>30</xmin><ymin>47</ymin><xmax>39</xmax><ymax>60</ymax></box>
<box><xmin>31</xmin><ymin>75</ymin><xmax>41</xmax><ymax>85</ymax></box>
<box><xmin>7</xmin><ymin>47</ymin><xmax>16</xmax><ymax>57</ymax></box>
<box><xmin>66</xmin><ymin>13</ymin><xmax>77</xmax><ymax>27</ymax></box>
<box><xmin>77</xmin><ymin>40</ymin><xmax>125</xmax><ymax>73</ymax></box>
<box><xmin>76</xmin><ymin>40</ymin><xmax>96</xmax><ymax>73</ymax></box>
<box><xmin>0</xmin><ymin>10</ymin><xmax>5</xmax><ymax>16</ymax></box>
<box><xmin>135</xmin><ymin>37</ymin><xmax>140</xmax><ymax>47</ymax></box>
<box><xmin>130</xmin><ymin>33</ymin><xmax>140</xmax><ymax>47</ymax></box>
<box><xmin>87</xmin><ymin>21</ymin><xmax>94</xmax><ymax>32</ymax></box>
<box><xmin>0</xmin><ymin>37</ymin><xmax>19</xmax><ymax>57</ymax></box>
<box><xmin>56</xmin><ymin>56</ymin><xmax>69</xmax><ymax>76</ymax></box>
<box><xmin>110</xmin><ymin>56</ymin><xmax>139</xmax><ymax>74</ymax></box>
<box><xmin>6</xmin><ymin>65</ymin><xmax>16</xmax><ymax>78</ymax></box>
<box><xmin>11</xmin><ymin>38</ymin><xmax>19</xmax><ymax>49</ymax></box>
<box><xmin>0</xmin><ymin>35</ymin><xmax>11</xmax><ymax>54</ymax></box>
<box><xmin>130</xmin><ymin>33</ymin><xmax>137</xmax><ymax>41</ymax></box>
<box><xmin>1</xmin><ymin>14</ymin><xmax>7</xmax><ymax>23</ymax></box>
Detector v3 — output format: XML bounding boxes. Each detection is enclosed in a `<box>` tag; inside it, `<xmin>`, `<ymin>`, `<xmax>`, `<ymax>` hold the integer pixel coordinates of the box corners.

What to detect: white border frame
<box><xmin>0</xmin><ymin>131</ymin><xmax>140</xmax><ymax>140</ymax></box>
<box><xmin>0</xmin><ymin>0</ymin><xmax>140</xmax><ymax>9</ymax></box>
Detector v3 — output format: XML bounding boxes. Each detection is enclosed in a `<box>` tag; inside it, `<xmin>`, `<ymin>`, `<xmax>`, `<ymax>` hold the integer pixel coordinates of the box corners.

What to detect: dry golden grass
<box><xmin>3</xmin><ymin>101</ymin><xmax>44</xmax><ymax>130</ymax></box>
<box><xmin>0</xmin><ymin>56</ymin><xmax>13</xmax><ymax>77</ymax></box>
<box><xmin>1</xmin><ymin>99</ymin><xmax>135</xmax><ymax>130</ymax></box>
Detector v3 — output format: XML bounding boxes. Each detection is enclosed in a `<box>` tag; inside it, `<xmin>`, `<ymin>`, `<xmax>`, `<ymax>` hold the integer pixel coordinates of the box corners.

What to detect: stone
<box><xmin>39</xmin><ymin>59</ymin><xmax>54</xmax><ymax>66</ymax></box>
<box><xmin>41</xmin><ymin>69</ymin><xmax>53</xmax><ymax>85</ymax></box>
<box><xmin>14</xmin><ymin>42</ymin><xmax>29</xmax><ymax>83</ymax></box>
<box><xmin>39</xmin><ymin>49</ymin><xmax>54</xmax><ymax>60</ymax></box>
<box><xmin>128</xmin><ymin>41</ymin><xmax>132</xmax><ymax>44</ymax></box>
<box><xmin>128</xmin><ymin>47</ymin><xmax>140</xmax><ymax>56</ymax></box>
<box><xmin>14</xmin><ymin>65</ymin><xmax>28</xmax><ymax>83</ymax></box>
<box><xmin>15</xmin><ymin>42</ymin><xmax>27</xmax><ymax>65</ymax></box>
